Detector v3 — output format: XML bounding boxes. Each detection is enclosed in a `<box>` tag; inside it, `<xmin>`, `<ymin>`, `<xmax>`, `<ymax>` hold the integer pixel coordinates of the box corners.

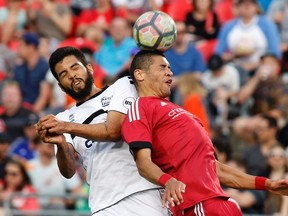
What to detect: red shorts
<box><xmin>178</xmin><ymin>197</ymin><xmax>242</xmax><ymax>216</ymax></box>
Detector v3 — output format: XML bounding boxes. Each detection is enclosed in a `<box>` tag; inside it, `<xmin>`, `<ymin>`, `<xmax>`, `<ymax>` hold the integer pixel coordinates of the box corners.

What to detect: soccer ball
<box><xmin>133</xmin><ymin>10</ymin><xmax>177</xmax><ymax>52</ymax></box>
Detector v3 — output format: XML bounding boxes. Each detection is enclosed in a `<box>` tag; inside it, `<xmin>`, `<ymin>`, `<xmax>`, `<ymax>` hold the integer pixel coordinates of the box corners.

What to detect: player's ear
<box><xmin>134</xmin><ymin>69</ymin><xmax>144</xmax><ymax>81</ymax></box>
<box><xmin>86</xmin><ymin>64</ymin><xmax>94</xmax><ymax>75</ymax></box>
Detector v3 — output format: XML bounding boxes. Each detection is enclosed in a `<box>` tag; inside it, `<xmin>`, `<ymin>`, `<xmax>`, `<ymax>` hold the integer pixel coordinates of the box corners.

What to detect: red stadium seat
<box><xmin>165</xmin><ymin>0</ymin><xmax>193</xmax><ymax>22</ymax></box>
<box><xmin>215</xmin><ymin>0</ymin><xmax>235</xmax><ymax>25</ymax></box>
<box><xmin>196</xmin><ymin>39</ymin><xmax>218</xmax><ymax>63</ymax></box>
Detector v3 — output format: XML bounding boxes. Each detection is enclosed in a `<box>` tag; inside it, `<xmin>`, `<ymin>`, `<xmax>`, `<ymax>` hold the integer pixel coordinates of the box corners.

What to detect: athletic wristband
<box><xmin>158</xmin><ymin>173</ymin><xmax>172</xmax><ymax>187</ymax></box>
<box><xmin>255</xmin><ymin>176</ymin><xmax>268</xmax><ymax>190</ymax></box>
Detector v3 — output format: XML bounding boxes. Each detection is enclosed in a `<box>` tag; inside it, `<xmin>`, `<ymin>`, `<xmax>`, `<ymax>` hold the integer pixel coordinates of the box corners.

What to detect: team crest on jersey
<box><xmin>101</xmin><ymin>96</ymin><xmax>112</xmax><ymax>107</ymax></box>
<box><xmin>123</xmin><ymin>97</ymin><xmax>135</xmax><ymax>109</ymax></box>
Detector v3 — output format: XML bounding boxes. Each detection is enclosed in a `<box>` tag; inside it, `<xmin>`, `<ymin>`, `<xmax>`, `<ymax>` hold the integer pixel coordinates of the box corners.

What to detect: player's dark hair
<box><xmin>49</xmin><ymin>46</ymin><xmax>89</xmax><ymax>81</ymax></box>
<box><xmin>130</xmin><ymin>50</ymin><xmax>165</xmax><ymax>87</ymax></box>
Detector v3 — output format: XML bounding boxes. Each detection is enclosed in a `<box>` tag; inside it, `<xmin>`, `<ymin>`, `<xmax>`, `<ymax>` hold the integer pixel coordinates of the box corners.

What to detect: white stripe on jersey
<box><xmin>194</xmin><ymin>202</ymin><xmax>205</xmax><ymax>216</ymax></box>
<box><xmin>135</xmin><ymin>97</ymin><xmax>140</xmax><ymax>120</ymax></box>
<box><xmin>129</xmin><ymin>97</ymin><xmax>140</xmax><ymax>122</ymax></box>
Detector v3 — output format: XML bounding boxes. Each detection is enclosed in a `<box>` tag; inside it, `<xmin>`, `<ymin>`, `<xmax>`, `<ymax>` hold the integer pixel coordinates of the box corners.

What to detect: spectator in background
<box><xmin>94</xmin><ymin>17</ymin><xmax>137</xmax><ymax>77</ymax></box>
<box><xmin>70</xmin><ymin>0</ymin><xmax>95</xmax><ymax>17</ymax></box>
<box><xmin>237</xmin><ymin>53</ymin><xmax>286</xmax><ymax>115</ymax></box>
<box><xmin>0</xmin><ymin>80</ymin><xmax>35</xmax><ymax>142</ymax></box>
<box><xmin>0</xmin><ymin>159</ymin><xmax>39</xmax><ymax>214</ymax></box>
<box><xmin>28</xmin><ymin>140</ymin><xmax>82</xmax><ymax>210</ymax></box>
<box><xmin>0</xmin><ymin>0</ymin><xmax>27</xmax><ymax>46</ymax></box>
<box><xmin>82</xmin><ymin>25</ymin><xmax>105</xmax><ymax>49</ymax></box>
<box><xmin>267</xmin><ymin>0</ymin><xmax>288</xmax><ymax>72</ymax></box>
<box><xmin>215</xmin><ymin>0</ymin><xmax>280</xmax><ymax>74</ymax></box>
<box><xmin>112</xmin><ymin>0</ymin><xmax>163</xmax><ymax>25</ymax></box>
<box><xmin>177</xmin><ymin>73</ymin><xmax>211</xmax><ymax>136</ymax></box>
<box><xmin>165</xmin><ymin>21</ymin><xmax>206</xmax><ymax>79</ymax></box>
<box><xmin>224</xmin><ymin>157</ymin><xmax>267</xmax><ymax>215</ymax></box>
<box><xmin>9</xmin><ymin>113</ymin><xmax>39</xmax><ymax>162</ymax></box>
<box><xmin>13</xmin><ymin>32</ymin><xmax>49</xmax><ymax>111</ymax></box>
<box><xmin>27</xmin><ymin>0</ymin><xmax>72</xmax><ymax>47</ymax></box>
<box><xmin>243</xmin><ymin>114</ymin><xmax>280</xmax><ymax>176</ymax></box>
<box><xmin>213</xmin><ymin>137</ymin><xmax>232</xmax><ymax>164</ymax></box>
<box><xmin>185</xmin><ymin>0</ymin><xmax>220</xmax><ymax>42</ymax></box>
<box><xmin>34</xmin><ymin>70</ymin><xmax>67</xmax><ymax>116</ymax></box>
<box><xmin>0</xmin><ymin>44</ymin><xmax>17</xmax><ymax>79</ymax></box>
<box><xmin>165</xmin><ymin>21</ymin><xmax>206</xmax><ymax>104</ymax></box>
<box><xmin>202</xmin><ymin>54</ymin><xmax>240</xmax><ymax>134</ymax></box>
<box><xmin>213</xmin><ymin>135</ymin><xmax>266</xmax><ymax>215</ymax></box>
<box><xmin>76</xmin><ymin>0</ymin><xmax>113</xmax><ymax>36</ymax></box>
<box><xmin>202</xmin><ymin>54</ymin><xmax>241</xmax><ymax>133</ymax></box>
<box><xmin>0</xmin><ymin>119</ymin><xmax>12</xmax><ymax>181</ymax></box>
<box><xmin>232</xmin><ymin>53</ymin><xmax>288</xmax><ymax>149</ymax></box>
<box><xmin>264</xmin><ymin>145</ymin><xmax>288</xmax><ymax>215</ymax></box>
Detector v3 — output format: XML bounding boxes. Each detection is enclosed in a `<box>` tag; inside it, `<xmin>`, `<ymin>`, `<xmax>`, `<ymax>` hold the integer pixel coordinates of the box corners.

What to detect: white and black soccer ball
<box><xmin>133</xmin><ymin>10</ymin><xmax>177</xmax><ymax>52</ymax></box>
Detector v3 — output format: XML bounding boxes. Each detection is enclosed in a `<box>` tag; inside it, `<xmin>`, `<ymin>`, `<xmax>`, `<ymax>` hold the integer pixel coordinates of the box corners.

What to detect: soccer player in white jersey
<box><xmin>36</xmin><ymin>46</ymin><xmax>171</xmax><ymax>215</ymax></box>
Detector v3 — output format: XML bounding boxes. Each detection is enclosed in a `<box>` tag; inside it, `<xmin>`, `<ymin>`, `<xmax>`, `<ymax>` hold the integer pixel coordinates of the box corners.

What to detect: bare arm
<box><xmin>1</xmin><ymin>10</ymin><xmax>17</xmax><ymax>44</ymax></box>
<box><xmin>37</xmin><ymin>129</ymin><xmax>76</xmax><ymax>178</ymax></box>
<box><xmin>33</xmin><ymin>81</ymin><xmax>52</xmax><ymax>114</ymax></box>
<box><xmin>216</xmin><ymin>161</ymin><xmax>255</xmax><ymax>189</ymax></box>
<box><xmin>48</xmin><ymin>7</ymin><xmax>72</xmax><ymax>35</ymax></box>
<box><xmin>217</xmin><ymin>161</ymin><xmax>288</xmax><ymax>196</ymax></box>
<box><xmin>134</xmin><ymin>148</ymin><xmax>186</xmax><ymax>207</ymax></box>
<box><xmin>37</xmin><ymin>111</ymin><xmax>125</xmax><ymax>142</ymax></box>
<box><xmin>237</xmin><ymin>74</ymin><xmax>261</xmax><ymax>104</ymax></box>
<box><xmin>42</xmin><ymin>1</ymin><xmax>72</xmax><ymax>35</ymax></box>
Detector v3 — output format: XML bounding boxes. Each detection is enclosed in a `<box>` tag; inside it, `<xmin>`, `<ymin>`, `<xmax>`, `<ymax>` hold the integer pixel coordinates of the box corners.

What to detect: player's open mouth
<box><xmin>166</xmin><ymin>79</ymin><xmax>172</xmax><ymax>85</ymax></box>
<box><xmin>72</xmin><ymin>79</ymin><xmax>82</xmax><ymax>88</ymax></box>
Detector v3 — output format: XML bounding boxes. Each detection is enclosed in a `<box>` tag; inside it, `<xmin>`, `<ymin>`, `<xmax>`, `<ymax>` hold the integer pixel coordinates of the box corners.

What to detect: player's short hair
<box><xmin>130</xmin><ymin>50</ymin><xmax>165</xmax><ymax>87</ymax></box>
<box><xmin>49</xmin><ymin>46</ymin><xmax>89</xmax><ymax>81</ymax></box>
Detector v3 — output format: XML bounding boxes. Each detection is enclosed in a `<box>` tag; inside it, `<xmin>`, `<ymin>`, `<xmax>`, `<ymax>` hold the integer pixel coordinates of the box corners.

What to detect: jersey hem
<box><xmin>91</xmin><ymin>188</ymin><xmax>163</xmax><ymax>215</ymax></box>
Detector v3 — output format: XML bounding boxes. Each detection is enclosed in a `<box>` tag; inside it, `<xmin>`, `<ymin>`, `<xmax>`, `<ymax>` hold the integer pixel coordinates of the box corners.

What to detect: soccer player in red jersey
<box><xmin>121</xmin><ymin>50</ymin><xmax>288</xmax><ymax>216</ymax></box>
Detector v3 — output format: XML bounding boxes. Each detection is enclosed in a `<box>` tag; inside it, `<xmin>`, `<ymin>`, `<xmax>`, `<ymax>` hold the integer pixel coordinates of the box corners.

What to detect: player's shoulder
<box><xmin>55</xmin><ymin>108</ymin><xmax>74</xmax><ymax>121</ymax></box>
<box><xmin>113</xmin><ymin>76</ymin><xmax>134</xmax><ymax>87</ymax></box>
<box><xmin>136</xmin><ymin>96</ymin><xmax>165</xmax><ymax>108</ymax></box>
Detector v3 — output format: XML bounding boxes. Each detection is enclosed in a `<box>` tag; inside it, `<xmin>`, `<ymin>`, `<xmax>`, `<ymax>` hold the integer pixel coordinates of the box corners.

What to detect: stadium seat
<box><xmin>196</xmin><ymin>39</ymin><xmax>218</xmax><ymax>63</ymax></box>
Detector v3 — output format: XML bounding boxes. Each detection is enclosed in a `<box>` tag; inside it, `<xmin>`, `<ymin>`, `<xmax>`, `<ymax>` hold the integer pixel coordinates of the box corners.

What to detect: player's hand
<box><xmin>266</xmin><ymin>179</ymin><xmax>288</xmax><ymax>196</ymax></box>
<box><xmin>37</xmin><ymin>127</ymin><xmax>66</xmax><ymax>145</ymax></box>
<box><xmin>162</xmin><ymin>177</ymin><xmax>186</xmax><ymax>208</ymax></box>
<box><xmin>36</xmin><ymin>114</ymin><xmax>68</xmax><ymax>135</ymax></box>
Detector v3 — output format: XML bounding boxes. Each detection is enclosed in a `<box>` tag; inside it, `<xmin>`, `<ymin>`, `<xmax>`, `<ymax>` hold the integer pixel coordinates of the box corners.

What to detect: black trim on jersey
<box><xmin>76</xmin><ymin>85</ymin><xmax>109</xmax><ymax>107</ymax></box>
<box><xmin>130</xmin><ymin>141</ymin><xmax>152</xmax><ymax>149</ymax></box>
<box><xmin>127</xmin><ymin>75</ymin><xmax>134</xmax><ymax>84</ymax></box>
<box><xmin>129</xmin><ymin>141</ymin><xmax>152</xmax><ymax>159</ymax></box>
<box><xmin>71</xmin><ymin>109</ymin><xmax>107</xmax><ymax>139</ymax></box>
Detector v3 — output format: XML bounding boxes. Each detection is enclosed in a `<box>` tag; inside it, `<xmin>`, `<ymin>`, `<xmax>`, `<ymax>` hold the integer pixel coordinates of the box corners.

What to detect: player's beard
<box><xmin>61</xmin><ymin>70</ymin><xmax>94</xmax><ymax>101</ymax></box>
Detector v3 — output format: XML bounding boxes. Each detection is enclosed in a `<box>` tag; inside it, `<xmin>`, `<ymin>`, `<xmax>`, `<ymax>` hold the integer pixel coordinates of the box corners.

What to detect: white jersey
<box><xmin>56</xmin><ymin>76</ymin><xmax>160</xmax><ymax>214</ymax></box>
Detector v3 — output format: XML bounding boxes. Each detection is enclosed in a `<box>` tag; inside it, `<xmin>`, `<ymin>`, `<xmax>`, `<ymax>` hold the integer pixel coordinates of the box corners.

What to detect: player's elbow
<box><xmin>107</xmin><ymin>130</ymin><xmax>122</xmax><ymax>142</ymax></box>
<box><xmin>60</xmin><ymin>169</ymin><xmax>76</xmax><ymax>179</ymax></box>
<box><xmin>62</xmin><ymin>172</ymin><xmax>74</xmax><ymax>179</ymax></box>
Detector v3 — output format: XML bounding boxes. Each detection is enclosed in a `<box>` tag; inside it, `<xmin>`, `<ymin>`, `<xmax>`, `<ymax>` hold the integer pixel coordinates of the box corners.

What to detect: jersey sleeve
<box><xmin>108</xmin><ymin>76</ymin><xmax>138</xmax><ymax>114</ymax></box>
<box><xmin>122</xmin><ymin>98</ymin><xmax>153</xmax><ymax>150</ymax></box>
<box><xmin>56</xmin><ymin>111</ymin><xmax>73</xmax><ymax>145</ymax></box>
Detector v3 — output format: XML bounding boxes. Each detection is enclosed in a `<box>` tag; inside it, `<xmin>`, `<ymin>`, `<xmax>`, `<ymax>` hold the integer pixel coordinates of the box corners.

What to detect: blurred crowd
<box><xmin>0</xmin><ymin>0</ymin><xmax>288</xmax><ymax>215</ymax></box>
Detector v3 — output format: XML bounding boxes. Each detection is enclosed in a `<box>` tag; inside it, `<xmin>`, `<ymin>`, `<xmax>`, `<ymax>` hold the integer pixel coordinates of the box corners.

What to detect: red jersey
<box><xmin>122</xmin><ymin>96</ymin><xmax>228</xmax><ymax>211</ymax></box>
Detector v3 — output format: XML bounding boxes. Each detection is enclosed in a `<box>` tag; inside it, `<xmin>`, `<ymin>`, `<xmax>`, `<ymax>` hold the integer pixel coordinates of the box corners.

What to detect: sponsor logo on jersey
<box><xmin>168</xmin><ymin>108</ymin><xmax>189</xmax><ymax>119</ymax></box>
<box><xmin>123</xmin><ymin>97</ymin><xmax>135</xmax><ymax>109</ymax></box>
<box><xmin>101</xmin><ymin>96</ymin><xmax>112</xmax><ymax>107</ymax></box>
<box><xmin>69</xmin><ymin>114</ymin><xmax>75</xmax><ymax>122</ymax></box>
<box><xmin>161</xmin><ymin>101</ymin><xmax>167</xmax><ymax>106</ymax></box>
